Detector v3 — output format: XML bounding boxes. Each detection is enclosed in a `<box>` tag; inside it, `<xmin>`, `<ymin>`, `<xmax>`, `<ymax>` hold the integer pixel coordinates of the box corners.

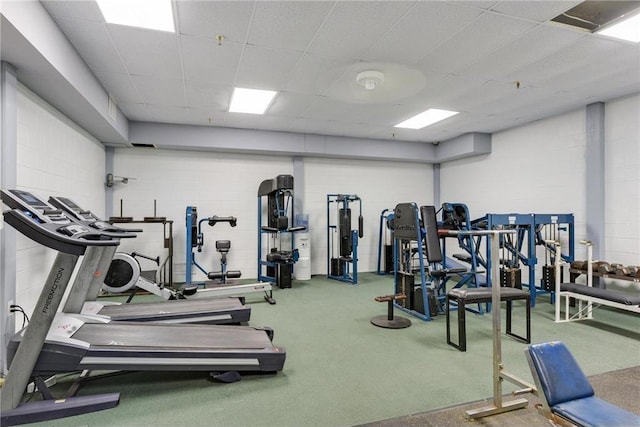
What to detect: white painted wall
<box><xmin>604</xmin><ymin>94</ymin><xmax>640</xmax><ymax>266</ymax></box>
<box><xmin>303</xmin><ymin>158</ymin><xmax>433</xmax><ymax>275</ymax></box>
<box><xmin>441</xmin><ymin>96</ymin><xmax>640</xmax><ymax>290</ymax></box>
<box><xmin>14</xmin><ymin>84</ymin><xmax>105</xmax><ymax>319</ymax></box>
<box><xmin>110</xmin><ymin>152</ymin><xmax>433</xmax><ymax>281</ymax></box>
<box><xmin>111</xmin><ymin>149</ymin><xmax>293</xmax><ymax>282</ymax></box>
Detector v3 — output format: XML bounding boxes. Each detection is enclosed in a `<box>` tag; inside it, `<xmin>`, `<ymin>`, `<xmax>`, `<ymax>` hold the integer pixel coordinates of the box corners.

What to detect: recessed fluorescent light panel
<box><xmin>96</xmin><ymin>0</ymin><xmax>175</xmax><ymax>32</ymax></box>
<box><xmin>229</xmin><ymin>88</ymin><xmax>277</xmax><ymax>115</ymax></box>
<box><xmin>597</xmin><ymin>11</ymin><xmax>640</xmax><ymax>43</ymax></box>
<box><xmin>394</xmin><ymin>109</ymin><xmax>459</xmax><ymax>129</ymax></box>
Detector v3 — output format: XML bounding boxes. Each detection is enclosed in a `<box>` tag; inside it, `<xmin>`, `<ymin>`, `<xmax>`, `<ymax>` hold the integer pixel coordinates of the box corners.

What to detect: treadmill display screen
<box><xmin>58</xmin><ymin>197</ymin><xmax>82</xmax><ymax>213</ymax></box>
<box><xmin>11</xmin><ymin>190</ymin><xmax>49</xmax><ymax>209</ymax></box>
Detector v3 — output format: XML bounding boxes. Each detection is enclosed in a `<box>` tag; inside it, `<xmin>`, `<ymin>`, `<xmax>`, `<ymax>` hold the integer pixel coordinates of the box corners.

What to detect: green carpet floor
<box><xmin>15</xmin><ymin>273</ymin><xmax>640</xmax><ymax>426</ymax></box>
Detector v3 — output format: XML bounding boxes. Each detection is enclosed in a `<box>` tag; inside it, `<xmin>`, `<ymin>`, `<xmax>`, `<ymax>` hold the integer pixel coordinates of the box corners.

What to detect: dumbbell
<box><xmin>597</xmin><ymin>262</ymin><xmax>613</xmax><ymax>274</ymax></box>
<box><xmin>571</xmin><ymin>261</ymin><xmax>587</xmax><ymax>270</ymax></box>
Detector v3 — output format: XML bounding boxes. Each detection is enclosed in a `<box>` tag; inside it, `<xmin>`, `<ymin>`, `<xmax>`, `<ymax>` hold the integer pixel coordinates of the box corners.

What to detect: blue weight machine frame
<box><xmin>441</xmin><ymin>203</ymin><xmax>575</xmax><ymax>307</ymax></box>
<box><xmin>327</xmin><ymin>194</ymin><xmax>363</xmax><ymax>285</ymax></box>
<box><xmin>185</xmin><ymin>206</ymin><xmax>241</xmax><ymax>289</ymax></box>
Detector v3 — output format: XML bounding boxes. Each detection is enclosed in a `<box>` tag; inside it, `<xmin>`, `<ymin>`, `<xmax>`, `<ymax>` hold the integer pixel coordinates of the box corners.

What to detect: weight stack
<box><xmin>330</xmin><ymin>258</ymin><xmax>345</xmax><ymax>276</ymax></box>
<box><xmin>542</xmin><ymin>265</ymin><xmax>563</xmax><ymax>290</ymax></box>
<box><xmin>500</xmin><ymin>268</ymin><xmax>522</xmax><ymax>289</ymax></box>
<box><xmin>414</xmin><ymin>286</ymin><xmax>438</xmax><ymax>317</ymax></box>
<box><xmin>384</xmin><ymin>244</ymin><xmax>393</xmax><ymax>273</ymax></box>
<box><xmin>395</xmin><ymin>272</ymin><xmax>414</xmax><ymax>309</ymax></box>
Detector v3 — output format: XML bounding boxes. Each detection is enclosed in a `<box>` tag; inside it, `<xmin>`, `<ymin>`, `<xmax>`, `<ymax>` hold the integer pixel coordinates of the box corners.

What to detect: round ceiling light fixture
<box><xmin>356</xmin><ymin>70</ymin><xmax>385</xmax><ymax>90</ymax></box>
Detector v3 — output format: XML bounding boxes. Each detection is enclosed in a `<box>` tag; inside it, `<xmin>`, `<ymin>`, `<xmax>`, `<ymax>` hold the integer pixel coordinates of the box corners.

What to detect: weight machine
<box><xmin>257</xmin><ymin>175</ymin><xmax>306</xmax><ymax>289</ymax></box>
<box><xmin>376</xmin><ymin>208</ymin><xmax>395</xmax><ymax>275</ymax></box>
<box><xmin>441</xmin><ymin>202</ymin><xmax>575</xmax><ymax>306</ymax></box>
<box><xmin>327</xmin><ymin>194</ymin><xmax>363</xmax><ymax>285</ymax></box>
<box><xmin>186</xmin><ymin>206</ymin><xmax>275</xmax><ymax>303</ymax></box>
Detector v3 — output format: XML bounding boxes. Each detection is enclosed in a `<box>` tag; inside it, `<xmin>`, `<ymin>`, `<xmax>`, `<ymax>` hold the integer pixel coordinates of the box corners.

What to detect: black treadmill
<box><xmin>48</xmin><ymin>196</ymin><xmax>251</xmax><ymax>325</ymax></box>
<box><xmin>0</xmin><ymin>189</ymin><xmax>286</xmax><ymax>426</ymax></box>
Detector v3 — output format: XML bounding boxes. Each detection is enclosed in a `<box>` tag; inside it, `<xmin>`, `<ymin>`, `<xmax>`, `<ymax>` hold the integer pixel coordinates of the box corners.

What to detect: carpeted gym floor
<box><xmin>12</xmin><ymin>273</ymin><xmax>640</xmax><ymax>427</ymax></box>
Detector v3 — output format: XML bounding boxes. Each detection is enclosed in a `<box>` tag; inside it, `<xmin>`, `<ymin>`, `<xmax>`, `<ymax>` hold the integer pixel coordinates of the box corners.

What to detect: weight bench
<box><xmin>446</xmin><ymin>287</ymin><xmax>530</xmax><ymax>351</ymax></box>
<box><xmin>525</xmin><ymin>341</ymin><xmax>640</xmax><ymax>427</ymax></box>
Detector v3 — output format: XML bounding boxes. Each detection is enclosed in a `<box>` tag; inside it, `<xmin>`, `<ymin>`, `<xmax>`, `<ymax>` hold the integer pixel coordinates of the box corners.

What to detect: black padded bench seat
<box><xmin>446</xmin><ymin>287</ymin><xmax>531</xmax><ymax>352</ymax></box>
<box><xmin>560</xmin><ymin>283</ymin><xmax>640</xmax><ymax>306</ymax></box>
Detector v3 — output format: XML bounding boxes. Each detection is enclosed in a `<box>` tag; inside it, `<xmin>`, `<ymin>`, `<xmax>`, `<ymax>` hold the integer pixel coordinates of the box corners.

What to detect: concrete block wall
<box><xmin>604</xmin><ymin>94</ymin><xmax>640</xmax><ymax>267</ymax></box>
<box><xmin>14</xmin><ymin>85</ymin><xmax>105</xmax><ymax>318</ymax></box>
<box><xmin>303</xmin><ymin>157</ymin><xmax>433</xmax><ymax>275</ymax></box>
<box><xmin>111</xmin><ymin>149</ymin><xmax>293</xmax><ymax>283</ymax></box>
<box><xmin>111</xmin><ymin>151</ymin><xmax>433</xmax><ymax>281</ymax></box>
<box><xmin>441</xmin><ymin>107</ymin><xmax>587</xmax><ymax>271</ymax></box>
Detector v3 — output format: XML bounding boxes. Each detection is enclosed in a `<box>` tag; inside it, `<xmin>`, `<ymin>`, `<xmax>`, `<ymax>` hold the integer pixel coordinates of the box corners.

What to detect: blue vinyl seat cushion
<box><xmin>528</xmin><ymin>341</ymin><xmax>640</xmax><ymax>427</ymax></box>
<box><xmin>554</xmin><ymin>396</ymin><xmax>640</xmax><ymax>427</ymax></box>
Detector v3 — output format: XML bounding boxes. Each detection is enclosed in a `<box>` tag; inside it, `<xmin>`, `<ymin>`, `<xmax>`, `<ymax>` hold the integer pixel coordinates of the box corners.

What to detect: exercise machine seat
<box><xmin>527</xmin><ymin>341</ymin><xmax>640</xmax><ymax>427</ymax></box>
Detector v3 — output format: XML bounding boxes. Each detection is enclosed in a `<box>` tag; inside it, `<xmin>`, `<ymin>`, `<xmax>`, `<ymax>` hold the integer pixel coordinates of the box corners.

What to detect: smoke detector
<box><xmin>356</xmin><ymin>70</ymin><xmax>385</xmax><ymax>90</ymax></box>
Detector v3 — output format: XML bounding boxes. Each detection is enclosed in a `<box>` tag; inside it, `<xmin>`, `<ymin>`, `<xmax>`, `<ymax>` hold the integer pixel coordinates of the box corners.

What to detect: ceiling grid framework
<box><xmin>27</xmin><ymin>0</ymin><xmax>640</xmax><ymax>144</ymax></box>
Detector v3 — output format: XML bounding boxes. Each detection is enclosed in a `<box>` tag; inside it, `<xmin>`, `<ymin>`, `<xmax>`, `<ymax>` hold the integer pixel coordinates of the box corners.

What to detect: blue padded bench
<box><xmin>525</xmin><ymin>341</ymin><xmax>640</xmax><ymax>427</ymax></box>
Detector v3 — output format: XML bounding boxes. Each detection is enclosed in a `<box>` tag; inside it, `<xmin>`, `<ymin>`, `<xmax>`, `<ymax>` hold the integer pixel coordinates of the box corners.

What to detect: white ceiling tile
<box><xmin>108</xmin><ymin>26</ymin><xmax>182</xmax><ymax>78</ymax></box>
<box><xmin>490</xmin><ymin>1</ymin><xmax>583</xmax><ymax>23</ymax></box>
<box><xmin>418</xmin><ymin>12</ymin><xmax>538</xmax><ymax>75</ymax></box>
<box><xmin>268</xmin><ymin>91</ymin><xmax>315</xmax><ymax>118</ymax></box>
<box><xmin>181</xmin><ymin>36</ymin><xmax>242</xmax><ymax>85</ymax></box>
<box><xmin>307</xmin><ymin>1</ymin><xmax>415</xmax><ymax>60</ymax></box>
<box><xmin>234</xmin><ymin>45</ymin><xmax>303</xmax><ymax>88</ymax></box>
<box><xmin>362</xmin><ymin>2</ymin><xmax>484</xmax><ymax>64</ymax></box>
<box><xmin>283</xmin><ymin>53</ymin><xmax>351</xmax><ymax>95</ymax></box>
<box><xmin>176</xmin><ymin>1</ymin><xmax>255</xmax><ymax>43</ymax></box>
<box><xmin>52</xmin><ymin>17</ymin><xmax>127</xmax><ymax>74</ymax></box>
<box><xmin>130</xmin><ymin>75</ymin><xmax>186</xmax><ymax>107</ymax></box>
<box><xmin>42</xmin><ymin>0</ymin><xmax>104</xmax><ymax>22</ymax></box>
<box><xmin>146</xmin><ymin>105</ymin><xmax>189</xmax><ymax>124</ymax></box>
<box><xmin>185</xmin><ymin>81</ymin><xmax>232</xmax><ymax>111</ymax></box>
<box><xmin>460</xmin><ymin>24</ymin><xmax>586</xmax><ymax>82</ymax></box>
<box><xmin>248</xmin><ymin>1</ymin><xmax>333</xmax><ymax>52</ymax></box>
<box><xmin>31</xmin><ymin>1</ymin><xmax>640</xmax><ymax>145</ymax></box>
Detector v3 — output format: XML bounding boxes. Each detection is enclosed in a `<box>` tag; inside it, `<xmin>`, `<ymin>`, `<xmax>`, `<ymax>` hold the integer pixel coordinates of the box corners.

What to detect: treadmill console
<box><xmin>49</xmin><ymin>196</ymin><xmax>139</xmax><ymax>236</ymax></box>
<box><xmin>1</xmin><ymin>189</ymin><xmax>118</xmax><ymax>255</ymax></box>
<box><xmin>3</xmin><ymin>189</ymin><xmax>70</xmax><ymax>224</ymax></box>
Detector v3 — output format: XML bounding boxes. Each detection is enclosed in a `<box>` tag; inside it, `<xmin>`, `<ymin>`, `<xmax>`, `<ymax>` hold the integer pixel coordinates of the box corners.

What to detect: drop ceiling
<box><xmin>14</xmin><ymin>1</ymin><xmax>640</xmax><ymax>144</ymax></box>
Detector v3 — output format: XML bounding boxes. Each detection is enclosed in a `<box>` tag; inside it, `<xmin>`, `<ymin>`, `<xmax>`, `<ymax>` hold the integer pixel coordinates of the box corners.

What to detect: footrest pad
<box><xmin>374</xmin><ymin>293</ymin><xmax>406</xmax><ymax>303</ymax></box>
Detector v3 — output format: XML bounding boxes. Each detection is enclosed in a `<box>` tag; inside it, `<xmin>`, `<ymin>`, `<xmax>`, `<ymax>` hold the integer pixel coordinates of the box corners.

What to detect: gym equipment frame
<box><xmin>327</xmin><ymin>194</ymin><xmax>363</xmax><ymax>285</ymax></box>
<box><xmin>441</xmin><ymin>203</ymin><xmax>575</xmax><ymax>307</ymax></box>
<box><xmin>452</xmin><ymin>229</ymin><xmax>535</xmax><ymax>421</ymax></box>
<box><xmin>257</xmin><ymin>175</ymin><xmax>305</xmax><ymax>289</ymax></box>
<box><xmin>186</xmin><ymin>205</ymin><xmax>275</xmax><ymax>303</ymax></box>
<box><xmin>552</xmin><ymin>241</ymin><xmax>640</xmax><ymax>323</ymax></box>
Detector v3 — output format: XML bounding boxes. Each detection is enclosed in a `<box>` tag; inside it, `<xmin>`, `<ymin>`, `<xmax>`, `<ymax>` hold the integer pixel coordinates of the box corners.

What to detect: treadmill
<box><xmin>47</xmin><ymin>196</ymin><xmax>251</xmax><ymax>325</ymax></box>
<box><xmin>0</xmin><ymin>189</ymin><xmax>286</xmax><ymax>426</ymax></box>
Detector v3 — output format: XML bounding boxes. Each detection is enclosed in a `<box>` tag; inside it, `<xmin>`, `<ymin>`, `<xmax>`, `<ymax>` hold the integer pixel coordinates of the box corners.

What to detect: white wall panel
<box><xmin>303</xmin><ymin>158</ymin><xmax>433</xmax><ymax>275</ymax></box>
<box><xmin>15</xmin><ymin>85</ymin><xmax>105</xmax><ymax>320</ymax></box>
<box><xmin>604</xmin><ymin>94</ymin><xmax>640</xmax><ymax>267</ymax></box>
<box><xmin>111</xmin><ymin>149</ymin><xmax>292</xmax><ymax>282</ymax></box>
